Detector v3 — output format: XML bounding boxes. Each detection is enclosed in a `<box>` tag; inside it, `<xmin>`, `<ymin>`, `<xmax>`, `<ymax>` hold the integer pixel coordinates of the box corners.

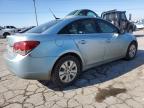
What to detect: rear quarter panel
<box><xmin>30</xmin><ymin>34</ymin><xmax>85</xmax><ymax>65</ymax></box>
<box><xmin>120</xmin><ymin>33</ymin><xmax>137</xmax><ymax>55</ymax></box>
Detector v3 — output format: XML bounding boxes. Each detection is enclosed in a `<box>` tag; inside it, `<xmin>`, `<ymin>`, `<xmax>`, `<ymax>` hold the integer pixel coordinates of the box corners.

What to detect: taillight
<box><xmin>13</xmin><ymin>41</ymin><xmax>40</xmax><ymax>56</ymax></box>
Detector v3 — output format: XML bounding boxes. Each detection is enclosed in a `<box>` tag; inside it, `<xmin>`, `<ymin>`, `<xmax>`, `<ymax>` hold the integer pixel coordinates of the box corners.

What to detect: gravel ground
<box><xmin>0</xmin><ymin>34</ymin><xmax>144</xmax><ymax>108</ymax></box>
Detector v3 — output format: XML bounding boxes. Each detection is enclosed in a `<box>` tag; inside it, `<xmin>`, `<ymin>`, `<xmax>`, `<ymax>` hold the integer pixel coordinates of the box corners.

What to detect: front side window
<box><xmin>97</xmin><ymin>19</ymin><xmax>119</xmax><ymax>33</ymax></box>
<box><xmin>59</xmin><ymin>19</ymin><xmax>98</xmax><ymax>34</ymax></box>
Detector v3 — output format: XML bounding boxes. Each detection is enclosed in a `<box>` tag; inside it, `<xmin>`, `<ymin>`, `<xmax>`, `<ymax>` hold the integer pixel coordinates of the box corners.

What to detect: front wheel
<box><xmin>3</xmin><ymin>32</ymin><xmax>10</xmax><ymax>38</ymax></box>
<box><xmin>125</xmin><ymin>42</ymin><xmax>137</xmax><ymax>60</ymax></box>
<box><xmin>51</xmin><ymin>55</ymin><xmax>81</xmax><ymax>87</ymax></box>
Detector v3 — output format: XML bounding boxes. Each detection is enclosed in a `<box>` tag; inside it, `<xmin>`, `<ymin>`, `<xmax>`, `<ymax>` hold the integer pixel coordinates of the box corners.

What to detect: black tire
<box><xmin>51</xmin><ymin>55</ymin><xmax>81</xmax><ymax>87</ymax></box>
<box><xmin>125</xmin><ymin>42</ymin><xmax>137</xmax><ymax>60</ymax></box>
<box><xmin>3</xmin><ymin>32</ymin><xmax>10</xmax><ymax>38</ymax></box>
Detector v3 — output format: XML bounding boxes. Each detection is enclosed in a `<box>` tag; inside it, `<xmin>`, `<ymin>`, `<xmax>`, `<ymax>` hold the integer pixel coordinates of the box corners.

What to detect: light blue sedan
<box><xmin>4</xmin><ymin>16</ymin><xmax>137</xmax><ymax>87</ymax></box>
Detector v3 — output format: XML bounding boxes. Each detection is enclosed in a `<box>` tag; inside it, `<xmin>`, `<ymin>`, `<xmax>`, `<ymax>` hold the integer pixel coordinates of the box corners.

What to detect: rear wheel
<box><xmin>3</xmin><ymin>32</ymin><xmax>10</xmax><ymax>38</ymax></box>
<box><xmin>52</xmin><ymin>55</ymin><xmax>81</xmax><ymax>87</ymax></box>
<box><xmin>125</xmin><ymin>42</ymin><xmax>137</xmax><ymax>60</ymax></box>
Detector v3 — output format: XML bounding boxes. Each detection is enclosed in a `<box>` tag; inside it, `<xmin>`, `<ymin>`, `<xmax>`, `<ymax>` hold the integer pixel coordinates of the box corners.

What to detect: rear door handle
<box><xmin>106</xmin><ymin>39</ymin><xmax>111</xmax><ymax>43</ymax></box>
<box><xmin>78</xmin><ymin>40</ymin><xmax>86</xmax><ymax>44</ymax></box>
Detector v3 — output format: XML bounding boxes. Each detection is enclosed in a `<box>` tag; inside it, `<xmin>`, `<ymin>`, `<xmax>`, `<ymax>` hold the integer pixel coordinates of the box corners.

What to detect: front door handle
<box><xmin>78</xmin><ymin>40</ymin><xmax>86</xmax><ymax>44</ymax></box>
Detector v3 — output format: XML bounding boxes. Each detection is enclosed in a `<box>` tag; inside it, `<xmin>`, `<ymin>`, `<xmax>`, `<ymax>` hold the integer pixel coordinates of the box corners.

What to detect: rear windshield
<box><xmin>27</xmin><ymin>20</ymin><xmax>59</xmax><ymax>33</ymax></box>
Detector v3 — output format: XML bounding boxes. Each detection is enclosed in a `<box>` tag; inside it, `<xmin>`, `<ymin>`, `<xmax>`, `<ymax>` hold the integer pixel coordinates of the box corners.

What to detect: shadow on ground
<box><xmin>135</xmin><ymin>35</ymin><xmax>144</xmax><ymax>37</ymax></box>
<box><xmin>39</xmin><ymin>49</ymin><xmax>144</xmax><ymax>91</ymax></box>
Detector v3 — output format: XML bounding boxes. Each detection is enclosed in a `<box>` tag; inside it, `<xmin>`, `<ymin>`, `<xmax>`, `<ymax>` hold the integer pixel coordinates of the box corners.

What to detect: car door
<box><xmin>96</xmin><ymin>19</ymin><xmax>125</xmax><ymax>60</ymax></box>
<box><xmin>59</xmin><ymin>18</ymin><xmax>106</xmax><ymax>65</ymax></box>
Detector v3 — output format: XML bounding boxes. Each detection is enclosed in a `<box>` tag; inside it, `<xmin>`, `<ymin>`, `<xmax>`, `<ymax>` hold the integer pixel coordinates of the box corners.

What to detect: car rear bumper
<box><xmin>4</xmin><ymin>53</ymin><xmax>57</xmax><ymax>80</ymax></box>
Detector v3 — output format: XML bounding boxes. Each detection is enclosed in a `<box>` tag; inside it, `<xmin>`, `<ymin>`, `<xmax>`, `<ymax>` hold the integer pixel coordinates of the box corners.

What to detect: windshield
<box><xmin>27</xmin><ymin>20</ymin><xmax>59</xmax><ymax>33</ymax></box>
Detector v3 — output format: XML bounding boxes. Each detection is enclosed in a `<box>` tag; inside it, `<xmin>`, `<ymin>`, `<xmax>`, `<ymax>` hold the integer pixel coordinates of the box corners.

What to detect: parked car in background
<box><xmin>4</xmin><ymin>26</ymin><xmax>21</xmax><ymax>32</ymax></box>
<box><xmin>0</xmin><ymin>28</ymin><xmax>4</xmax><ymax>37</ymax></box>
<box><xmin>101</xmin><ymin>10</ymin><xmax>136</xmax><ymax>33</ymax></box>
<box><xmin>4</xmin><ymin>16</ymin><xmax>137</xmax><ymax>87</ymax></box>
<box><xmin>66</xmin><ymin>9</ymin><xmax>99</xmax><ymax>17</ymax></box>
<box><xmin>135</xmin><ymin>22</ymin><xmax>144</xmax><ymax>30</ymax></box>
<box><xmin>0</xmin><ymin>26</ymin><xmax>3</xmax><ymax>29</ymax></box>
<box><xmin>0</xmin><ymin>26</ymin><xmax>4</xmax><ymax>38</ymax></box>
<box><xmin>0</xmin><ymin>26</ymin><xmax>19</xmax><ymax>38</ymax></box>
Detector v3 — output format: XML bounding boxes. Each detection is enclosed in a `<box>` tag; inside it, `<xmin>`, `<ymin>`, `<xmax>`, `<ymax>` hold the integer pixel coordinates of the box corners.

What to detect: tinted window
<box><xmin>6</xmin><ymin>26</ymin><xmax>9</xmax><ymax>29</ymax></box>
<box><xmin>78</xmin><ymin>10</ymin><xmax>98</xmax><ymax>17</ymax></box>
<box><xmin>103</xmin><ymin>14</ymin><xmax>108</xmax><ymax>20</ymax></box>
<box><xmin>59</xmin><ymin>22</ymin><xmax>78</xmax><ymax>34</ymax></box>
<box><xmin>81</xmin><ymin>19</ymin><xmax>97</xmax><ymax>33</ymax></box>
<box><xmin>103</xmin><ymin>13</ymin><xmax>118</xmax><ymax>22</ymax></box>
<box><xmin>27</xmin><ymin>20</ymin><xmax>59</xmax><ymax>33</ymax></box>
<box><xmin>87</xmin><ymin>11</ymin><xmax>97</xmax><ymax>17</ymax></box>
<box><xmin>59</xmin><ymin>19</ymin><xmax>98</xmax><ymax>34</ymax></box>
<box><xmin>121</xmin><ymin>13</ymin><xmax>127</xmax><ymax>20</ymax></box>
<box><xmin>97</xmin><ymin>20</ymin><xmax>118</xmax><ymax>33</ymax></box>
<box><xmin>78</xmin><ymin>10</ymin><xmax>87</xmax><ymax>16</ymax></box>
<box><xmin>10</xmin><ymin>26</ymin><xmax>16</xmax><ymax>29</ymax></box>
<box><xmin>103</xmin><ymin>14</ymin><xmax>112</xmax><ymax>22</ymax></box>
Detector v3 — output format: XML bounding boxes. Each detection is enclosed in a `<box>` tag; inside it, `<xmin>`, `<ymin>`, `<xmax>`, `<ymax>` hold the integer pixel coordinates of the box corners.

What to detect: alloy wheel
<box><xmin>59</xmin><ymin>60</ymin><xmax>78</xmax><ymax>83</ymax></box>
<box><xmin>129</xmin><ymin>44</ymin><xmax>136</xmax><ymax>58</ymax></box>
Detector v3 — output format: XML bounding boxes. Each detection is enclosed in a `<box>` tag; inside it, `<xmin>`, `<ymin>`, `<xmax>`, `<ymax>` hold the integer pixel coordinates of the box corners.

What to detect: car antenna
<box><xmin>49</xmin><ymin>8</ymin><xmax>59</xmax><ymax>20</ymax></box>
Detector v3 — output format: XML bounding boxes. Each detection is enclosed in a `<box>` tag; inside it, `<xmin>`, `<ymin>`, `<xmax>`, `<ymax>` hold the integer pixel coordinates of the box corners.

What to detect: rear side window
<box><xmin>59</xmin><ymin>19</ymin><xmax>98</xmax><ymax>34</ymax></box>
<box><xmin>81</xmin><ymin>20</ymin><xmax>97</xmax><ymax>33</ymax></box>
<box><xmin>27</xmin><ymin>20</ymin><xmax>59</xmax><ymax>33</ymax></box>
<box><xmin>96</xmin><ymin>19</ymin><xmax>119</xmax><ymax>33</ymax></box>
